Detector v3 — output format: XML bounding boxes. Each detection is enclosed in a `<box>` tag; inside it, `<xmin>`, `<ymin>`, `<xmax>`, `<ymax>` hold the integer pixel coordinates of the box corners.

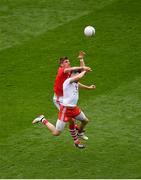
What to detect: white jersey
<box><xmin>62</xmin><ymin>78</ymin><xmax>79</xmax><ymax>107</ymax></box>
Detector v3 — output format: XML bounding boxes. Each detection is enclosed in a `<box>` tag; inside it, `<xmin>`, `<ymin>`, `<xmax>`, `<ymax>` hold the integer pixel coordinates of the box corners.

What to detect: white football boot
<box><xmin>74</xmin><ymin>139</ymin><xmax>85</xmax><ymax>149</ymax></box>
<box><xmin>32</xmin><ymin>115</ymin><xmax>45</xmax><ymax>124</ymax></box>
<box><xmin>77</xmin><ymin>132</ymin><xmax>88</xmax><ymax>140</ymax></box>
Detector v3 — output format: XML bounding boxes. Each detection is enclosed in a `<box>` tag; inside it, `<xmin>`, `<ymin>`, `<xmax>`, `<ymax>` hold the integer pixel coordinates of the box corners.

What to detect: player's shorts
<box><xmin>58</xmin><ymin>105</ymin><xmax>87</xmax><ymax>122</ymax></box>
<box><xmin>53</xmin><ymin>94</ymin><xmax>63</xmax><ymax>110</ymax></box>
<box><xmin>55</xmin><ymin>119</ymin><xmax>66</xmax><ymax>132</ymax></box>
<box><xmin>55</xmin><ymin>108</ymin><xmax>87</xmax><ymax>131</ymax></box>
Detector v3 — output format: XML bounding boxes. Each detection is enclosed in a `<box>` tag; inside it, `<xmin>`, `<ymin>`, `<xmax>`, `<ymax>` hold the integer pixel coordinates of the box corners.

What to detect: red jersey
<box><xmin>54</xmin><ymin>67</ymin><xmax>70</xmax><ymax>96</ymax></box>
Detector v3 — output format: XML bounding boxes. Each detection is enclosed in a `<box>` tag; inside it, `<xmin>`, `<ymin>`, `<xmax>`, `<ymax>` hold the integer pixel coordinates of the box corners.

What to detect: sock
<box><xmin>69</xmin><ymin>124</ymin><xmax>78</xmax><ymax>141</ymax></box>
<box><xmin>74</xmin><ymin>139</ymin><xmax>80</xmax><ymax>145</ymax></box>
<box><xmin>42</xmin><ymin>119</ymin><xmax>48</xmax><ymax>125</ymax></box>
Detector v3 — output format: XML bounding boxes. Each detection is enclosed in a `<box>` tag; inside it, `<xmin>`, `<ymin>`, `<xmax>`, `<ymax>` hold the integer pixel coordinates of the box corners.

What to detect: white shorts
<box><xmin>56</xmin><ymin>111</ymin><xmax>87</xmax><ymax>132</ymax></box>
<box><xmin>53</xmin><ymin>94</ymin><xmax>63</xmax><ymax>110</ymax></box>
<box><xmin>56</xmin><ymin>119</ymin><xmax>66</xmax><ymax>132</ymax></box>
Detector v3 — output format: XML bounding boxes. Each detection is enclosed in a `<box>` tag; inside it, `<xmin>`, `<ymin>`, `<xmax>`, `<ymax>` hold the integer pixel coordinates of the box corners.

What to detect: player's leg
<box><xmin>75</xmin><ymin>111</ymin><xmax>89</xmax><ymax>140</ymax></box>
<box><xmin>58</xmin><ymin>105</ymin><xmax>85</xmax><ymax>148</ymax></box>
<box><xmin>32</xmin><ymin>115</ymin><xmax>61</xmax><ymax>136</ymax></box>
<box><xmin>68</xmin><ymin>119</ymin><xmax>85</xmax><ymax>148</ymax></box>
<box><xmin>69</xmin><ymin>119</ymin><xmax>78</xmax><ymax>142</ymax></box>
<box><xmin>42</xmin><ymin>118</ymin><xmax>61</xmax><ymax>136</ymax></box>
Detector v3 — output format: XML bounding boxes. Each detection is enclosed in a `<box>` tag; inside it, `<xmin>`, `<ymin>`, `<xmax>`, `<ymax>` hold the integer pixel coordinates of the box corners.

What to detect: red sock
<box><xmin>42</xmin><ymin>119</ymin><xmax>48</xmax><ymax>125</ymax></box>
<box><xmin>74</xmin><ymin>139</ymin><xmax>80</xmax><ymax>145</ymax></box>
<box><xmin>69</xmin><ymin>124</ymin><xmax>78</xmax><ymax>141</ymax></box>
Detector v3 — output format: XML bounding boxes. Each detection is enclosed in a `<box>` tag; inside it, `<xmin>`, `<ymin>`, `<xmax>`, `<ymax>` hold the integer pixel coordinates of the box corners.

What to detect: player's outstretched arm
<box><xmin>70</xmin><ymin>71</ymin><xmax>87</xmax><ymax>83</ymax></box>
<box><xmin>78</xmin><ymin>83</ymin><xmax>96</xmax><ymax>90</ymax></box>
<box><xmin>64</xmin><ymin>66</ymin><xmax>92</xmax><ymax>73</ymax></box>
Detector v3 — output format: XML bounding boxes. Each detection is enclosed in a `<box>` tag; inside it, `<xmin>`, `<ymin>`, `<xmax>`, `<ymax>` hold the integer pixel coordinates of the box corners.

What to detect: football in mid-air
<box><xmin>84</xmin><ymin>26</ymin><xmax>95</xmax><ymax>37</ymax></box>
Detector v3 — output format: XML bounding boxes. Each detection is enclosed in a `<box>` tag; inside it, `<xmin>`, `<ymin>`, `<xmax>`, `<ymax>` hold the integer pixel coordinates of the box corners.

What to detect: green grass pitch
<box><xmin>0</xmin><ymin>0</ymin><xmax>141</xmax><ymax>178</ymax></box>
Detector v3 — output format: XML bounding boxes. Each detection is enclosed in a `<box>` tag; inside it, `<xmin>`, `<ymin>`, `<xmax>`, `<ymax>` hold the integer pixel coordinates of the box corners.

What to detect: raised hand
<box><xmin>78</xmin><ymin>51</ymin><xmax>86</xmax><ymax>59</ymax></box>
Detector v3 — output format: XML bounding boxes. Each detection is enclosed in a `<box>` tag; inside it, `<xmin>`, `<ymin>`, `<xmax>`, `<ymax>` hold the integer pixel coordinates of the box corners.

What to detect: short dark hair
<box><xmin>59</xmin><ymin>57</ymin><xmax>68</xmax><ymax>65</ymax></box>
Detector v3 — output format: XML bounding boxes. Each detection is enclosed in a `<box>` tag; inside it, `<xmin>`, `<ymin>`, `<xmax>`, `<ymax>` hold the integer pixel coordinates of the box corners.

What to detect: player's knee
<box><xmin>84</xmin><ymin>118</ymin><xmax>89</xmax><ymax>124</ymax></box>
<box><xmin>52</xmin><ymin>130</ymin><xmax>61</xmax><ymax>136</ymax></box>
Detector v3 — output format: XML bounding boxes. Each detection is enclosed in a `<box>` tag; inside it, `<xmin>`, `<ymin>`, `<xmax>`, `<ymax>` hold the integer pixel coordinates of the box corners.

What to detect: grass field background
<box><xmin>0</xmin><ymin>0</ymin><xmax>141</xmax><ymax>178</ymax></box>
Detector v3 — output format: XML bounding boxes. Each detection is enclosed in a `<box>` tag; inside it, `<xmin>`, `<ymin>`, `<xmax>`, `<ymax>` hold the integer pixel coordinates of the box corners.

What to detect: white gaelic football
<box><xmin>84</xmin><ymin>26</ymin><xmax>95</xmax><ymax>37</ymax></box>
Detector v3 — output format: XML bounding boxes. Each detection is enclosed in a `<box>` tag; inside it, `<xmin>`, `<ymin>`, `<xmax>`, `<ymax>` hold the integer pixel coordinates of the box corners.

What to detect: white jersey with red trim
<box><xmin>62</xmin><ymin>78</ymin><xmax>79</xmax><ymax>107</ymax></box>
